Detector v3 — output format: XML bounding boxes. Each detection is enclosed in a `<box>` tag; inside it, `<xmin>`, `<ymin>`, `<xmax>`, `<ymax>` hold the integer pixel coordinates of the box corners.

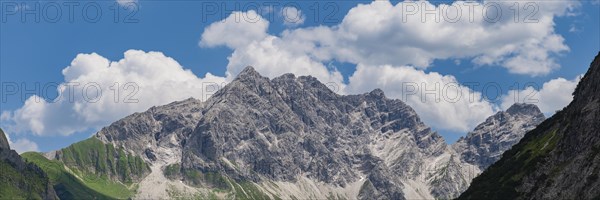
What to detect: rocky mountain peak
<box><xmin>207</xmin><ymin>66</ymin><xmax>275</xmax><ymax>105</ymax></box>
<box><xmin>234</xmin><ymin>66</ymin><xmax>265</xmax><ymax>81</ymax></box>
<box><xmin>454</xmin><ymin>103</ymin><xmax>545</xmax><ymax>169</ymax></box>
<box><xmin>506</xmin><ymin>103</ymin><xmax>543</xmax><ymax>117</ymax></box>
<box><xmin>369</xmin><ymin>88</ymin><xmax>386</xmax><ymax>98</ymax></box>
<box><xmin>277</xmin><ymin>73</ymin><xmax>296</xmax><ymax>80</ymax></box>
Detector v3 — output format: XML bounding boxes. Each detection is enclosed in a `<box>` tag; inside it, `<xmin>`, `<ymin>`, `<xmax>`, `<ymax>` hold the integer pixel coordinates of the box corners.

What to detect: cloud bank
<box><xmin>346</xmin><ymin>64</ymin><xmax>497</xmax><ymax>132</ymax></box>
<box><xmin>501</xmin><ymin>76</ymin><xmax>582</xmax><ymax>116</ymax></box>
<box><xmin>197</xmin><ymin>0</ymin><xmax>580</xmax><ymax>132</ymax></box>
<box><xmin>3</xmin><ymin>50</ymin><xmax>225</xmax><ymax>136</ymax></box>
<box><xmin>274</xmin><ymin>0</ymin><xmax>577</xmax><ymax>76</ymax></box>
<box><xmin>2</xmin><ymin>0</ymin><xmax>582</xmax><ymax>138</ymax></box>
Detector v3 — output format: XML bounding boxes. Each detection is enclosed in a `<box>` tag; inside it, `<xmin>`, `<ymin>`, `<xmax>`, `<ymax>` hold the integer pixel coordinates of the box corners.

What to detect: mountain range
<box><xmin>0</xmin><ymin>65</ymin><xmax>554</xmax><ymax>199</ymax></box>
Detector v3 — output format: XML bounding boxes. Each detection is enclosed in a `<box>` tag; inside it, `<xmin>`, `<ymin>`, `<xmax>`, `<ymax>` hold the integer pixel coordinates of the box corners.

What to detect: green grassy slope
<box><xmin>21</xmin><ymin>137</ymin><xmax>151</xmax><ymax>199</ymax></box>
<box><xmin>180</xmin><ymin>167</ymin><xmax>273</xmax><ymax>200</ymax></box>
<box><xmin>0</xmin><ymin>161</ymin><xmax>48</xmax><ymax>200</ymax></box>
<box><xmin>57</xmin><ymin>137</ymin><xmax>149</xmax><ymax>184</ymax></box>
<box><xmin>21</xmin><ymin>152</ymin><xmax>121</xmax><ymax>199</ymax></box>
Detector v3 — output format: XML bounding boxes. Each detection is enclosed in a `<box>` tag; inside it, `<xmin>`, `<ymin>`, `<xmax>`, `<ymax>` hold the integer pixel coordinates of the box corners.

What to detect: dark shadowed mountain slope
<box><xmin>459</xmin><ymin>52</ymin><xmax>600</xmax><ymax>199</ymax></box>
<box><xmin>0</xmin><ymin>128</ymin><xmax>58</xmax><ymax>200</ymax></box>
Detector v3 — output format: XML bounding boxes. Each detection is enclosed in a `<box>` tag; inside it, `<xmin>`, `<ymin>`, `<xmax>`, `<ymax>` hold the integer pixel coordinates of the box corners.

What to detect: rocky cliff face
<box><xmin>0</xmin><ymin>129</ymin><xmax>58</xmax><ymax>200</ymax></box>
<box><xmin>94</xmin><ymin>98</ymin><xmax>205</xmax><ymax>198</ymax></box>
<box><xmin>89</xmin><ymin>66</ymin><xmax>544</xmax><ymax>199</ymax></box>
<box><xmin>97</xmin><ymin>67</ymin><xmax>447</xmax><ymax>199</ymax></box>
<box><xmin>426</xmin><ymin>103</ymin><xmax>545</xmax><ymax>199</ymax></box>
<box><xmin>454</xmin><ymin>103</ymin><xmax>545</xmax><ymax>169</ymax></box>
<box><xmin>459</xmin><ymin>52</ymin><xmax>600</xmax><ymax>199</ymax></box>
<box><xmin>184</xmin><ymin>67</ymin><xmax>455</xmax><ymax>199</ymax></box>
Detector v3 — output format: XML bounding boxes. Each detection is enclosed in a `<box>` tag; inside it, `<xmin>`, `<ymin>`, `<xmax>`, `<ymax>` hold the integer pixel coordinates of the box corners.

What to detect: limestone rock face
<box><xmin>94</xmin><ymin>66</ymin><xmax>544</xmax><ymax>199</ymax></box>
<box><xmin>454</xmin><ymin>103</ymin><xmax>545</xmax><ymax>169</ymax></box>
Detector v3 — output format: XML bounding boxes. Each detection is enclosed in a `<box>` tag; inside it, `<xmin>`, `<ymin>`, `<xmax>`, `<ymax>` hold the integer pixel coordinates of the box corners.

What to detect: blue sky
<box><xmin>0</xmin><ymin>0</ymin><xmax>598</xmax><ymax>152</ymax></box>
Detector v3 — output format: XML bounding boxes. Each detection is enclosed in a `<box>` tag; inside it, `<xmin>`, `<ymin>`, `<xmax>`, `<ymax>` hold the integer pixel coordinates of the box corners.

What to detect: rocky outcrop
<box><xmin>96</xmin><ymin>97</ymin><xmax>203</xmax><ymax>157</ymax></box>
<box><xmin>454</xmin><ymin>103</ymin><xmax>545</xmax><ymax>169</ymax></box>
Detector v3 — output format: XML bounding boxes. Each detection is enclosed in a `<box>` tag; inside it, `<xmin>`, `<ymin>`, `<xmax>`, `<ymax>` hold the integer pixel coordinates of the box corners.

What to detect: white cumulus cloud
<box><xmin>346</xmin><ymin>64</ymin><xmax>498</xmax><ymax>132</ymax></box>
<box><xmin>278</xmin><ymin>0</ymin><xmax>576</xmax><ymax>76</ymax></box>
<box><xmin>201</xmin><ymin>11</ymin><xmax>345</xmax><ymax>87</ymax></box>
<box><xmin>501</xmin><ymin>75</ymin><xmax>582</xmax><ymax>116</ymax></box>
<box><xmin>3</xmin><ymin>50</ymin><xmax>226</xmax><ymax>136</ymax></box>
<box><xmin>200</xmin><ymin>10</ymin><xmax>269</xmax><ymax>49</ymax></box>
<box><xmin>3</xmin><ymin>0</ymin><xmax>580</xmax><ymax>138</ymax></box>
<box><xmin>10</xmin><ymin>138</ymin><xmax>39</xmax><ymax>153</ymax></box>
<box><xmin>4</xmin><ymin>130</ymin><xmax>39</xmax><ymax>153</ymax></box>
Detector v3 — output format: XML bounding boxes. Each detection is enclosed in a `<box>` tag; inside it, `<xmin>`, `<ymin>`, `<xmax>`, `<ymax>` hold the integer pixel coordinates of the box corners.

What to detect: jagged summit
<box><xmin>83</xmin><ymin>67</ymin><xmax>545</xmax><ymax>199</ymax></box>
<box><xmin>453</xmin><ymin>103</ymin><xmax>545</xmax><ymax>169</ymax></box>
<box><xmin>506</xmin><ymin>103</ymin><xmax>543</xmax><ymax>116</ymax></box>
<box><xmin>369</xmin><ymin>88</ymin><xmax>386</xmax><ymax>98</ymax></box>
<box><xmin>277</xmin><ymin>73</ymin><xmax>296</xmax><ymax>80</ymax></box>
<box><xmin>231</xmin><ymin>66</ymin><xmax>269</xmax><ymax>85</ymax></box>
<box><xmin>236</xmin><ymin>66</ymin><xmax>262</xmax><ymax>78</ymax></box>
